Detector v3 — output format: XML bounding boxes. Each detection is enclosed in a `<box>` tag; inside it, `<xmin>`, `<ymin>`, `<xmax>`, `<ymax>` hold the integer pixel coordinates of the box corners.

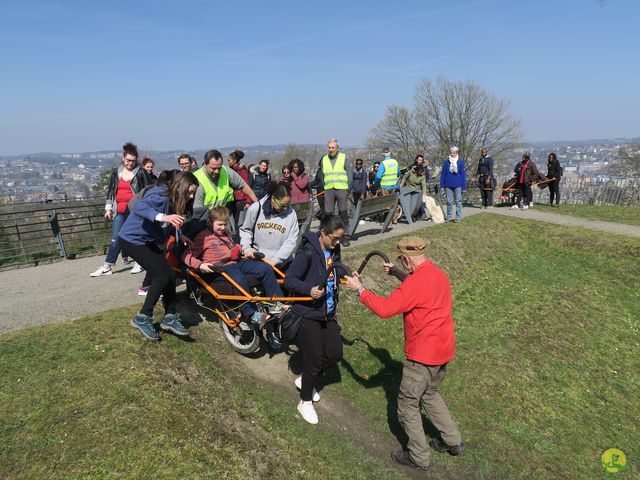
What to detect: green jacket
<box><xmin>400</xmin><ymin>166</ymin><xmax>427</xmax><ymax>194</ymax></box>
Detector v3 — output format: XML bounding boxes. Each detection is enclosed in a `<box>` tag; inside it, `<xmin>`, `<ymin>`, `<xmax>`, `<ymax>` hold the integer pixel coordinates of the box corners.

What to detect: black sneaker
<box><xmin>341</xmin><ymin>237</ymin><xmax>351</xmax><ymax>247</ymax></box>
<box><xmin>430</xmin><ymin>438</ymin><xmax>465</xmax><ymax>455</ymax></box>
<box><xmin>391</xmin><ymin>450</ymin><xmax>430</xmax><ymax>472</ymax></box>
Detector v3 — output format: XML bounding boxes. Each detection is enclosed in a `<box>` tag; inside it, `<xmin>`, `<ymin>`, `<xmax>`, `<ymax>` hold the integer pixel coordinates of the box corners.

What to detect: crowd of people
<box><xmin>85</xmin><ymin>139</ymin><xmax>566</xmax><ymax>473</ymax></box>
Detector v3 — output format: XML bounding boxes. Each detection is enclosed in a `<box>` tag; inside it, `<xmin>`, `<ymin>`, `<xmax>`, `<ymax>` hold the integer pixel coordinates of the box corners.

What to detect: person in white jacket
<box><xmin>240</xmin><ymin>181</ymin><xmax>299</xmax><ymax>267</ymax></box>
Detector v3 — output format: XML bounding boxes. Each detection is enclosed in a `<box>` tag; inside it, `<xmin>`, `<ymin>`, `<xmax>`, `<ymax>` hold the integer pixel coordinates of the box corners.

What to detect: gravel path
<box><xmin>1</xmin><ymin>205</ymin><xmax>636</xmax><ymax>335</ymax></box>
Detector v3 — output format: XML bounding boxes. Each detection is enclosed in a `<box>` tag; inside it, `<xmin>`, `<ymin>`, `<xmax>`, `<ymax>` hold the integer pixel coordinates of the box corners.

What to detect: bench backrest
<box><xmin>359</xmin><ymin>194</ymin><xmax>397</xmax><ymax>216</ymax></box>
<box><xmin>290</xmin><ymin>201</ymin><xmax>313</xmax><ymax>225</ymax></box>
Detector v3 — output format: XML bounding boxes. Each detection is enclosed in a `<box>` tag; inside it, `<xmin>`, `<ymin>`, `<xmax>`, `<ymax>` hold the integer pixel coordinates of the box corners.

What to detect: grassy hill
<box><xmin>1</xmin><ymin>214</ymin><xmax>638</xmax><ymax>479</ymax></box>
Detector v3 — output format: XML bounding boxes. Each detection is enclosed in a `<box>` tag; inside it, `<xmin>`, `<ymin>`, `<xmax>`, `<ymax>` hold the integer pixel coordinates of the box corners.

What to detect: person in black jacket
<box><xmin>284</xmin><ymin>215</ymin><xmax>346</xmax><ymax>425</ymax></box>
<box><xmin>351</xmin><ymin>158</ymin><xmax>367</xmax><ymax>204</ymax></box>
<box><xmin>546</xmin><ymin>152</ymin><xmax>562</xmax><ymax>207</ymax></box>
<box><xmin>473</xmin><ymin>148</ymin><xmax>495</xmax><ymax>208</ymax></box>
<box><xmin>250</xmin><ymin>159</ymin><xmax>272</xmax><ymax>199</ymax></box>
<box><xmin>90</xmin><ymin>142</ymin><xmax>154</xmax><ymax>277</ymax></box>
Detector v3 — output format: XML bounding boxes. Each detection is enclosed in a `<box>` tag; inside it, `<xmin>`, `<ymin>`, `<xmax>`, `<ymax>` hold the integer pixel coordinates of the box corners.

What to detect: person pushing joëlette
<box><xmin>343</xmin><ymin>236</ymin><xmax>464</xmax><ymax>473</ymax></box>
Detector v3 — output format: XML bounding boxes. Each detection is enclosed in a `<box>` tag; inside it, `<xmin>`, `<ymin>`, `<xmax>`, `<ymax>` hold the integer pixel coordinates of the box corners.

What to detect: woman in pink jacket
<box><xmin>285</xmin><ymin>159</ymin><xmax>310</xmax><ymax>203</ymax></box>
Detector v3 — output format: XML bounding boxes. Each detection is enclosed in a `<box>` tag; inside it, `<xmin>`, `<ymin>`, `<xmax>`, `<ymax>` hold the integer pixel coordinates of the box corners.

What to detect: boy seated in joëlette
<box><xmin>182</xmin><ymin>206</ymin><xmax>287</xmax><ymax>326</ymax></box>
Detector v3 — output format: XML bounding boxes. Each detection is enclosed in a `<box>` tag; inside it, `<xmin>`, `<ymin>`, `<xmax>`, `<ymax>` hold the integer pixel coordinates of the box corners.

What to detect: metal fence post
<box><xmin>49</xmin><ymin>209</ymin><xmax>67</xmax><ymax>259</ymax></box>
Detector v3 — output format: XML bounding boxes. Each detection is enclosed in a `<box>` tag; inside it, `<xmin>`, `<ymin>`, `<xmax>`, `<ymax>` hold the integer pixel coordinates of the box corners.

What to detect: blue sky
<box><xmin>0</xmin><ymin>0</ymin><xmax>638</xmax><ymax>155</ymax></box>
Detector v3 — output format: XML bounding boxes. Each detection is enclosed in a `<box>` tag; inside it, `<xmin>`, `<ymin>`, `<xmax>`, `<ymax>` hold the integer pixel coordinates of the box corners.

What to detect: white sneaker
<box><xmin>522</xmin><ymin>205</ymin><xmax>529</xmax><ymax>210</ymax></box>
<box><xmin>90</xmin><ymin>266</ymin><xmax>112</xmax><ymax>277</ymax></box>
<box><xmin>297</xmin><ymin>400</ymin><xmax>318</xmax><ymax>424</ymax></box>
<box><xmin>510</xmin><ymin>205</ymin><xmax>519</xmax><ymax>210</ymax></box>
<box><xmin>130</xmin><ymin>262</ymin><xmax>143</xmax><ymax>274</ymax></box>
<box><xmin>358</xmin><ymin>219</ymin><xmax>366</xmax><ymax>225</ymax></box>
<box><xmin>295</xmin><ymin>376</ymin><xmax>320</xmax><ymax>402</ymax></box>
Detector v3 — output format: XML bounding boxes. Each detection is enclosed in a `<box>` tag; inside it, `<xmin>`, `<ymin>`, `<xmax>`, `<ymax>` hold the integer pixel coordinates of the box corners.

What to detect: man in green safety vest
<box><xmin>373</xmin><ymin>147</ymin><xmax>400</xmax><ymax>194</ymax></box>
<box><xmin>320</xmin><ymin>138</ymin><xmax>353</xmax><ymax>246</ymax></box>
<box><xmin>194</xmin><ymin>149</ymin><xmax>258</xmax><ymax>230</ymax></box>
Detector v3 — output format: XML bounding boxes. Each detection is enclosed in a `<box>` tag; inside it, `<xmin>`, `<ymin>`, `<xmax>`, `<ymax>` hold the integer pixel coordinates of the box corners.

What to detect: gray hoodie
<box><xmin>239</xmin><ymin>196</ymin><xmax>299</xmax><ymax>265</ymax></box>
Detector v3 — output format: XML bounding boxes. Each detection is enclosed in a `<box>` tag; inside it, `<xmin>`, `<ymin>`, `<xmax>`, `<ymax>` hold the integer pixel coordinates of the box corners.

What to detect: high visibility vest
<box><xmin>322</xmin><ymin>152</ymin><xmax>349</xmax><ymax>190</ymax></box>
<box><xmin>194</xmin><ymin>165</ymin><xmax>234</xmax><ymax>207</ymax></box>
<box><xmin>380</xmin><ymin>158</ymin><xmax>399</xmax><ymax>188</ymax></box>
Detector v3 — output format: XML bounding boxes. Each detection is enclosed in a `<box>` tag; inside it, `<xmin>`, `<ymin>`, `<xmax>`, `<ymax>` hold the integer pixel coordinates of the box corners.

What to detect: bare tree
<box><xmin>368</xmin><ymin>76</ymin><xmax>522</xmax><ymax>172</ymax></box>
<box><xmin>272</xmin><ymin>143</ymin><xmax>324</xmax><ymax>175</ymax></box>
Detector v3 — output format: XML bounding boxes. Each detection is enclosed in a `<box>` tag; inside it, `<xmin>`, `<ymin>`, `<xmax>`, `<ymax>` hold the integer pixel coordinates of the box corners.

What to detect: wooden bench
<box><xmin>347</xmin><ymin>193</ymin><xmax>398</xmax><ymax>238</ymax></box>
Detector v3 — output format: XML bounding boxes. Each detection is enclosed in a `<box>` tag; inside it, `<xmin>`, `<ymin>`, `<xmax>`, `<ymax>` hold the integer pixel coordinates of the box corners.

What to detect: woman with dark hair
<box><xmin>239</xmin><ymin>181</ymin><xmax>299</xmax><ymax>267</ymax></box>
<box><xmin>512</xmin><ymin>152</ymin><xmax>540</xmax><ymax>210</ymax></box>
<box><xmin>250</xmin><ymin>159</ymin><xmax>271</xmax><ymax>200</ymax></box>
<box><xmin>141</xmin><ymin>157</ymin><xmax>157</xmax><ymax>181</ymax></box>
<box><xmin>287</xmin><ymin>159</ymin><xmax>309</xmax><ymax>203</ymax></box>
<box><xmin>284</xmin><ymin>214</ymin><xmax>347</xmax><ymax>424</ymax></box>
<box><xmin>227</xmin><ymin>149</ymin><xmax>251</xmax><ymax>227</ymax></box>
<box><xmin>90</xmin><ymin>142</ymin><xmax>153</xmax><ymax>277</ymax></box>
<box><xmin>547</xmin><ymin>152</ymin><xmax>562</xmax><ymax>207</ymax></box>
<box><xmin>280</xmin><ymin>165</ymin><xmax>292</xmax><ymax>186</ymax></box>
<box><xmin>118</xmin><ymin>171</ymin><xmax>199</xmax><ymax>341</ymax></box>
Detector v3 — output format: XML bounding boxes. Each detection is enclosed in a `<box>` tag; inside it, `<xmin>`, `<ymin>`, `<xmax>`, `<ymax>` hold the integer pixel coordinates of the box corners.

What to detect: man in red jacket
<box><xmin>344</xmin><ymin>236</ymin><xmax>464</xmax><ymax>472</ymax></box>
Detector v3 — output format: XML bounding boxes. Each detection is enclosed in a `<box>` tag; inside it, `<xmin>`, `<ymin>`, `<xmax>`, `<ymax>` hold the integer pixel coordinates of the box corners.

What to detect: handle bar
<box><xmin>355</xmin><ymin>250</ymin><xmax>390</xmax><ymax>275</ymax></box>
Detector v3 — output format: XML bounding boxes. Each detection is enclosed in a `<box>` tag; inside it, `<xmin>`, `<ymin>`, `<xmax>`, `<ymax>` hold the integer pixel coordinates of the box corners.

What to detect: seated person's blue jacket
<box><xmin>439</xmin><ymin>159</ymin><xmax>467</xmax><ymax>190</ymax></box>
<box><xmin>119</xmin><ymin>186</ymin><xmax>171</xmax><ymax>246</ymax></box>
<box><xmin>284</xmin><ymin>231</ymin><xmax>342</xmax><ymax>321</ymax></box>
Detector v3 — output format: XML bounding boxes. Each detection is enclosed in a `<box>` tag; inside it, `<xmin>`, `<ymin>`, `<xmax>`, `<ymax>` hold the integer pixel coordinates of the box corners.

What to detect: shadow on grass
<box><xmin>340</xmin><ymin>336</ymin><xmax>440</xmax><ymax>449</ymax></box>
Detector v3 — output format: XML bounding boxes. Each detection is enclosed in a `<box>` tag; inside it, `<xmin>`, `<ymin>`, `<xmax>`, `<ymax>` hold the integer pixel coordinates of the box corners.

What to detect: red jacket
<box><xmin>360</xmin><ymin>260</ymin><xmax>455</xmax><ymax>365</ymax></box>
<box><xmin>231</xmin><ymin>163</ymin><xmax>250</xmax><ymax>201</ymax></box>
<box><xmin>182</xmin><ymin>227</ymin><xmax>240</xmax><ymax>270</ymax></box>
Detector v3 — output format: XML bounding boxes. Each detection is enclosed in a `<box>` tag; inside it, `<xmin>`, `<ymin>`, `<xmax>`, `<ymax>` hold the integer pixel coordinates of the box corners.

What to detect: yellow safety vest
<box><xmin>193</xmin><ymin>165</ymin><xmax>234</xmax><ymax>207</ymax></box>
<box><xmin>380</xmin><ymin>158</ymin><xmax>399</xmax><ymax>188</ymax></box>
<box><xmin>322</xmin><ymin>152</ymin><xmax>349</xmax><ymax>190</ymax></box>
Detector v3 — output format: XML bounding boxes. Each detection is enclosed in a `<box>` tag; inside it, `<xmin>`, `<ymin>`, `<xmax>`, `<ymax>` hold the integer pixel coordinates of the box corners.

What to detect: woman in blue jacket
<box><xmin>439</xmin><ymin>146</ymin><xmax>467</xmax><ymax>222</ymax></box>
<box><xmin>284</xmin><ymin>215</ymin><xmax>346</xmax><ymax>425</ymax></box>
<box><xmin>119</xmin><ymin>171</ymin><xmax>199</xmax><ymax>341</ymax></box>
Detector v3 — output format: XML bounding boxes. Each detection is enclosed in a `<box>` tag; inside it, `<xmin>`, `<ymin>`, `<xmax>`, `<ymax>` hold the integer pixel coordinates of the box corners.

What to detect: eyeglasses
<box><xmin>283</xmin><ymin>171</ymin><xmax>290</xmax><ymax>175</ymax></box>
<box><xmin>272</xmin><ymin>196</ymin><xmax>290</xmax><ymax>210</ymax></box>
<box><xmin>326</xmin><ymin>233</ymin><xmax>342</xmax><ymax>245</ymax></box>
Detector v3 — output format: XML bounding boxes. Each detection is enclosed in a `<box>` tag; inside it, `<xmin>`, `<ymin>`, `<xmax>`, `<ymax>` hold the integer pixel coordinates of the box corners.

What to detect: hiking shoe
<box><xmin>297</xmin><ymin>400</ymin><xmax>318</xmax><ymax>424</ymax></box>
<box><xmin>160</xmin><ymin>313</ymin><xmax>189</xmax><ymax>337</ymax></box>
<box><xmin>267</xmin><ymin>331</ymin><xmax>284</xmax><ymax>351</ymax></box>
<box><xmin>90</xmin><ymin>266</ymin><xmax>112</xmax><ymax>277</ymax></box>
<box><xmin>430</xmin><ymin>438</ymin><xmax>465</xmax><ymax>456</ymax></box>
<box><xmin>250</xmin><ymin>311</ymin><xmax>269</xmax><ymax>329</ymax></box>
<box><xmin>341</xmin><ymin>237</ymin><xmax>351</xmax><ymax>247</ymax></box>
<box><xmin>137</xmin><ymin>285</ymin><xmax>149</xmax><ymax>296</ymax></box>
<box><xmin>130</xmin><ymin>314</ymin><xmax>159</xmax><ymax>341</ymax></box>
<box><xmin>391</xmin><ymin>450</ymin><xmax>430</xmax><ymax>472</ymax></box>
<box><xmin>295</xmin><ymin>376</ymin><xmax>320</xmax><ymax>402</ymax></box>
<box><xmin>269</xmin><ymin>302</ymin><xmax>290</xmax><ymax>314</ymax></box>
<box><xmin>130</xmin><ymin>262</ymin><xmax>143</xmax><ymax>274</ymax></box>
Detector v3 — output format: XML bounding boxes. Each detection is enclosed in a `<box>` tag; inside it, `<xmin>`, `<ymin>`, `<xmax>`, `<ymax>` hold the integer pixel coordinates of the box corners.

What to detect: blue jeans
<box><xmin>221</xmin><ymin>260</ymin><xmax>283</xmax><ymax>317</ymax></box>
<box><xmin>105</xmin><ymin>212</ymin><xmax>127</xmax><ymax>265</ymax></box>
<box><xmin>445</xmin><ymin>187</ymin><xmax>463</xmax><ymax>221</ymax></box>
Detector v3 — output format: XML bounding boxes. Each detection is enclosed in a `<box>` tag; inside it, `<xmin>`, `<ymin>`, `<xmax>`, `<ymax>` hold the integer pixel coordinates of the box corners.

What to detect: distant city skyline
<box><xmin>1</xmin><ymin>0</ymin><xmax>638</xmax><ymax>156</ymax></box>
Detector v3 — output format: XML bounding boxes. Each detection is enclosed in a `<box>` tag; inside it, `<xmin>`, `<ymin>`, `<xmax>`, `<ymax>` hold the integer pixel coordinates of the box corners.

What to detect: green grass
<box><xmin>535</xmin><ymin>203</ymin><xmax>640</xmax><ymax>226</ymax></box>
<box><xmin>0</xmin><ymin>309</ymin><xmax>402</xmax><ymax>480</ymax></box>
<box><xmin>338</xmin><ymin>214</ymin><xmax>639</xmax><ymax>479</ymax></box>
<box><xmin>1</xmin><ymin>215</ymin><xmax>638</xmax><ymax>479</ymax></box>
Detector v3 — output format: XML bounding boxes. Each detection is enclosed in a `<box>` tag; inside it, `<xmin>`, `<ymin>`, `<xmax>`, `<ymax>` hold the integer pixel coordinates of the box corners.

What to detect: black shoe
<box><xmin>391</xmin><ymin>450</ymin><xmax>430</xmax><ymax>472</ymax></box>
<box><xmin>341</xmin><ymin>237</ymin><xmax>351</xmax><ymax>247</ymax></box>
<box><xmin>430</xmin><ymin>438</ymin><xmax>465</xmax><ymax>455</ymax></box>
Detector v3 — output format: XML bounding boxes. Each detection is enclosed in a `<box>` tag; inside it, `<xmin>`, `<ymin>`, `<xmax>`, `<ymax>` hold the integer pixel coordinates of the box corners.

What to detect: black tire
<box><xmin>218</xmin><ymin>318</ymin><xmax>260</xmax><ymax>354</ymax></box>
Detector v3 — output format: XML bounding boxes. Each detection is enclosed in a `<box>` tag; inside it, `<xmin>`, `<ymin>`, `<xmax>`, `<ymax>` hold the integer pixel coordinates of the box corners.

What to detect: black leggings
<box><xmin>480</xmin><ymin>187</ymin><xmax>494</xmax><ymax>207</ymax></box>
<box><xmin>298</xmin><ymin>318</ymin><xmax>343</xmax><ymax>401</ymax></box>
<box><xmin>549</xmin><ymin>180</ymin><xmax>560</xmax><ymax>205</ymax></box>
<box><xmin>120</xmin><ymin>238</ymin><xmax>176</xmax><ymax>317</ymax></box>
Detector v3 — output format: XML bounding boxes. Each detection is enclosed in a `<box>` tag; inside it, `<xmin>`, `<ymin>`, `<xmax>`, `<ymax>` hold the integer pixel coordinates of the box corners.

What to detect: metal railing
<box><xmin>0</xmin><ymin>198</ymin><xmax>110</xmax><ymax>270</ymax></box>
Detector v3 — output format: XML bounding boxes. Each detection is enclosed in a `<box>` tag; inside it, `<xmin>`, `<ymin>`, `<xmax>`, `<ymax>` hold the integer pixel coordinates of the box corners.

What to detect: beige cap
<box><xmin>396</xmin><ymin>236</ymin><xmax>426</xmax><ymax>257</ymax></box>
